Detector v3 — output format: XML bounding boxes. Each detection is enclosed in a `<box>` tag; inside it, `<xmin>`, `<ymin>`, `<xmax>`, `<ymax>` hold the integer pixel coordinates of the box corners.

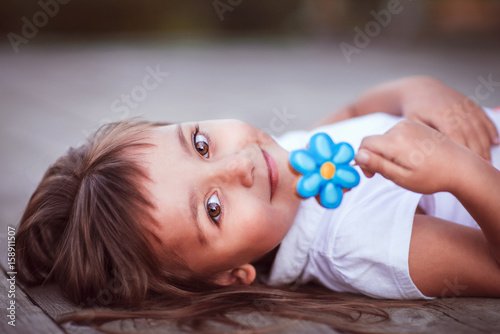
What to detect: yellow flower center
<box><xmin>320</xmin><ymin>161</ymin><xmax>336</xmax><ymax>179</ymax></box>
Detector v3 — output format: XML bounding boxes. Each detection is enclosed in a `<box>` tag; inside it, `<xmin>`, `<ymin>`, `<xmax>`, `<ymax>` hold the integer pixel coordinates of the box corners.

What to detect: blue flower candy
<box><xmin>289</xmin><ymin>132</ymin><xmax>360</xmax><ymax>209</ymax></box>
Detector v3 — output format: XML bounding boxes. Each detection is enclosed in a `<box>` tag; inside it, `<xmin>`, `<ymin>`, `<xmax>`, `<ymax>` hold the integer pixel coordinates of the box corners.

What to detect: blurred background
<box><xmin>3</xmin><ymin>0</ymin><xmax>500</xmax><ymax>39</ymax></box>
<box><xmin>1</xmin><ymin>0</ymin><xmax>500</xmax><ymax>241</ymax></box>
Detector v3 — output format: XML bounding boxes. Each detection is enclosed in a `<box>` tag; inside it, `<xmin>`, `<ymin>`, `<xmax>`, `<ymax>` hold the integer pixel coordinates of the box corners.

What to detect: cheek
<box><xmin>232</xmin><ymin>206</ymin><xmax>272</xmax><ymax>244</ymax></box>
<box><xmin>252</xmin><ymin>208</ymin><xmax>290</xmax><ymax>244</ymax></box>
<box><xmin>272</xmin><ymin>199</ymin><xmax>296</xmax><ymax>223</ymax></box>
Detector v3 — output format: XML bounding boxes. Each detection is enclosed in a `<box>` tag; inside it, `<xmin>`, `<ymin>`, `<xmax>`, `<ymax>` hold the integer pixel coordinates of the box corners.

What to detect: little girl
<box><xmin>16</xmin><ymin>76</ymin><xmax>500</xmax><ymax>332</ymax></box>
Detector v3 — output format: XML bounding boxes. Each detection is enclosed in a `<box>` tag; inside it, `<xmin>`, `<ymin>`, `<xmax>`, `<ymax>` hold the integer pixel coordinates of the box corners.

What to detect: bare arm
<box><xmin>410</xmin><ymin>214</ymin><xmax>500</xmax><ymax>297</ymax></box>
<box><xmin>313</xmin><ymin>77</ymin><xmax>404</xmax><ymax>126</ymax></box>
<box><xmin>450</xmin><ymin>147</ymin><xmax>500</xmax><ymax>263</ymax></box>
<box><xmin>355</xmin><ymin>121</ymin><xmax>500</xmax><ymax>293</ymax></box>
<box><xmin>315</xmin><ymin>76</ymin><xmax>412</xmax><ymax>125</ymax></box>
<box><xmin>357</xmin><ymin>121</ymin><xmax>500</xmax><ymax>263</ymax></box>
<box><xmin>315</xmin><ymin>76</ymin><xmax>498</xmax><ymax>160</ymax></box>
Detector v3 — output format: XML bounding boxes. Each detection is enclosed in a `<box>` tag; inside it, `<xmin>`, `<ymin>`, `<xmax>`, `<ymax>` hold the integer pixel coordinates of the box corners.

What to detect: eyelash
<box><xmin>206</xmin><ymin>192</ymin><xmax>223</xmax><ymax>226</ymax></box>
<box><xmin>192</xmin><ymin>125</ymin><xmax>223</xmax><ymax>226</ymax></box>
<box><xmin>192</xmin><ymin>125</ymin><xmax>211</xmax><ymax>158</ymax></box>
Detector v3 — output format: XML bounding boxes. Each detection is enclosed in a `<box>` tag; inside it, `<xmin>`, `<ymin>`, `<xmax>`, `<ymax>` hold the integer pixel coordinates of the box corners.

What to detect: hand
<box><xmin>400</xmin><ymin>77</ymin><xmax>499</xmax><ymax>161</ymax></box>
<box><xmin>318</xmin><ymin>76</ymin><xmax>499</xmax><ymax>160</ymax></box>
<box><xmin>354</xmin><ymin>120</ymin><xmax>473</xmax><ymax>194</ymax></box>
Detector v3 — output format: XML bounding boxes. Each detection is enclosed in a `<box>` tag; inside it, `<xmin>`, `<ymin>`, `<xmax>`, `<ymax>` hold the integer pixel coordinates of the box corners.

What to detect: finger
<box><xmin>355</xmin><ymin>149</ymin><xmax>410</xmax><ymax>184</ymax></box>
<box><xmin>466</xmin><ymin>104</ymin><xmax>500</xmax><ymax>146</ymax></box>
<box><xmin>355</xmin><ymin>152</ymin><xmax>375</xmax><ymax>178</ymax></box>
<box><xmin>462</xmin><ymin>111</ymin><xmax>493</xmax><ymax>161</ymax></box>
<box><xmin>358</xmin><ymin>133</ymin><xmax>400</xmax><ymax>162</ymax></box>
<box><xmin>440</xmin><ymin>112</ymin><xmax>487</xmax><ymax>158</ymax></box>
<box><xmin>462</xmin><ymin>116</ymin><xmax>491</xmax><ymax>161</ymax></box>
<box><xmin>480</xmin><ymin>112</ymin><xmax>500</xmax><ymax>146</ymax></box>
<box><xmin>475</xmin><ymin>120</ymin><xmax>493</xmax><ymax>161</ymax></box>
<box><xmin>458</xmin><ymin>106</ymin><xmax>494</xmax><ymax>159</ymax></box>
<box><xmin>360</xmin><ymin>166</ymin><xmax>375</xmax><ymax>178</ymax></box>
<box><xmin>416</xmin><ymin>115</ymin><xmax>485</xmax><ymax>159</ymax></box>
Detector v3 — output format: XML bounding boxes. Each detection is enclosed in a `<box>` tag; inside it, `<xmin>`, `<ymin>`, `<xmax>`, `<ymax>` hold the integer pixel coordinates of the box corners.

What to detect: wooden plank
<box><xmin>23</xmin><ymin>283</ymin><xmax>334</xmax><ymax>334</ymax></box>
<box><xmin>21</xmin><ymin>283</ymin><xmax>110</xmax><ymax>334</ymax></box>
<box><xmin>369</xmin><ymin>296</ymin><xmax>500</xmax><ymax>334</ymax></box>
<box><xmin>0</xmin><ymin>270</ymin><xmax>65</xmax><ymax>334</ymax></box>
<box><xmin>9</xmin><ymin>268</ymin><xmax>500</xmax><ymax>334</ymax></box>
<box><xmin>2</xmin><ymin>232</ymin><xmax>500</xmax><ymax>334</ymax></box>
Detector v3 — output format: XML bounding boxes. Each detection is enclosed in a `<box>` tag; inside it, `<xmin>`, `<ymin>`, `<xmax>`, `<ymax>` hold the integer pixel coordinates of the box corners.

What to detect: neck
<box><xmin>251</xmin><ymin>245</ymin><xmax>280</xmax><ymax>278</ymax></box>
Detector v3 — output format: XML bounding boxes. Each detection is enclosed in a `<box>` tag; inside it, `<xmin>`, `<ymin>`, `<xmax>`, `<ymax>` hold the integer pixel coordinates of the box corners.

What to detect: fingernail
<box><xmin>356</xmin><ymin>150</ymin><xmax>370</xmax><ymax>165</ymax></box>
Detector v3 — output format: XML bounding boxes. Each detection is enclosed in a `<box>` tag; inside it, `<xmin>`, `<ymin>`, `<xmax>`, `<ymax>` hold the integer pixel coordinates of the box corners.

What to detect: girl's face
<box><xmin>143</xmin><ymin>119</ymin><xmax>301</xmax><ymax>277</ymax></box>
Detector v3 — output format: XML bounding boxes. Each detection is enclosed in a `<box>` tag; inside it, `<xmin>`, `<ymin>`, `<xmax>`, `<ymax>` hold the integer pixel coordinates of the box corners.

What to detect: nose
<box><xmin>211</xmin><ymin>151</ymin><xmax>254</xmax><ymax>187</ymax></box>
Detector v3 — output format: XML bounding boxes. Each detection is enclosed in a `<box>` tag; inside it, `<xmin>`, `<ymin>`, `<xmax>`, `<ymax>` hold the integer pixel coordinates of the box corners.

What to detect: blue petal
<box><xmin>319</xmin><ymin>182</ymin><xmax>343</xmax><ymax>209</ymax></box>
<box><xmin>332</xmin><ymin>142</ymin><xmax>355</xmax><ymax>165</ymax></box>
<box><xmin>296</xmin><ymin>172</ymin><xmax>323</xmax><ymax>198</ymax></box>
<box><xmin>289</xmin><ymin>149</ymin><xmax>317</xmax><ymax>174</ymax></box>
<box><xmin>334</xmin><ymin>165</ymin><xmax>360</xmax><ymax>189</ymax></box>
<box><xmin>309</xmin><ymin>133</ymin><xmax>335</xmax><ymax>163</ymax></box>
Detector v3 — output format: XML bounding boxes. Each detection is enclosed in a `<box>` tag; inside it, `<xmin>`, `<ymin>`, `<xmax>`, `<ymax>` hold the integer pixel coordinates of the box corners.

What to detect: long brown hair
<box><xmin>16</xmin><ymin>118</ymin><xmax>418</xmax><ymax>333</ymax></box>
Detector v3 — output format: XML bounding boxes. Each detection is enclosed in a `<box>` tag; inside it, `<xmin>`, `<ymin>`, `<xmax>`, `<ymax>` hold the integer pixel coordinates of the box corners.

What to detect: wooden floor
<box><xmin>1</xmin><ymin>36</ymin><xmax>500</xmax><ymax>333</ymax></box>
<box><xmin>2</xmin><ymin>266</ymin><xmax>500</xmax><ymax>334</ymax></box>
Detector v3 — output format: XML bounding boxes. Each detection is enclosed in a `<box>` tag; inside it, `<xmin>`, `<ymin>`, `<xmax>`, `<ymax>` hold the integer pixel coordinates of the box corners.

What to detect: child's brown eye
<box><xmin>194</xmin><ymin>133</ymin><xmax>209</xmax><ymax>157</ymax></box>
<box><xmin>208</xmin><ymin>202</ymin><xmax>220</xmax><ymax>218</ymax></box>
<box><xmin>207</xmin><ymin>193</ymin><xmax>221</xmax><ymax>224</ymax></box>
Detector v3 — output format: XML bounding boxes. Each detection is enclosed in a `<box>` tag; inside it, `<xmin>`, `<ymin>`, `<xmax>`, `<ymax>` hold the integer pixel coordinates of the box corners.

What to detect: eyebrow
<box><xmin>189</xmin><ymin>189</ymin><xmax>207</xmax><ymax>246</ymax></box>
<box><xmin>177</xmin><ymin>123</ymin><xmax>190</xmax><ymax>155</ymax></box>
<box><xmin>177</xmin><ymin>124</ymin><xmax>208</xmax><ymax>246</ymax></box>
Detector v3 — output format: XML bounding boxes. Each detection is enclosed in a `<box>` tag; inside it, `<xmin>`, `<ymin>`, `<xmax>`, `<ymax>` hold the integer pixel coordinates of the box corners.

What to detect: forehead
<box><xmin>141</xmin><ymin>123</ymin><xmax>203</xmax><ymax>252</ymax></box>
<box><xmin>141</xmin><ymin>125</ymin><xmax>176</xmax><ymax>177</ymax></box>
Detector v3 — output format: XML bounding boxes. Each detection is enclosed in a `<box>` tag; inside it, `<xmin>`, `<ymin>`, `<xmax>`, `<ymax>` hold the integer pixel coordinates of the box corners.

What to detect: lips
<box><xmin>262</xmin><ymin>149</ymin><xmax>279</xmax><ymax>201</ymax></box>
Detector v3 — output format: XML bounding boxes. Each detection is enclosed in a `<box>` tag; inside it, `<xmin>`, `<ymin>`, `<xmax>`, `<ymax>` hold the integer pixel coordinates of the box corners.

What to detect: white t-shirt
<box><xmin>266</xmin><ymin>109</ymin><xmax>500</xmax><ymax>299</ymax></box>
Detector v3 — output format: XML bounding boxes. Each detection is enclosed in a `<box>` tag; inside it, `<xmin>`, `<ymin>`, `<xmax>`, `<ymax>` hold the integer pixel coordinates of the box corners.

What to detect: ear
<box><xmin>213</xmin><ymin>264</ymin><xmax>256</xmax><ymax>286</ymax></box>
